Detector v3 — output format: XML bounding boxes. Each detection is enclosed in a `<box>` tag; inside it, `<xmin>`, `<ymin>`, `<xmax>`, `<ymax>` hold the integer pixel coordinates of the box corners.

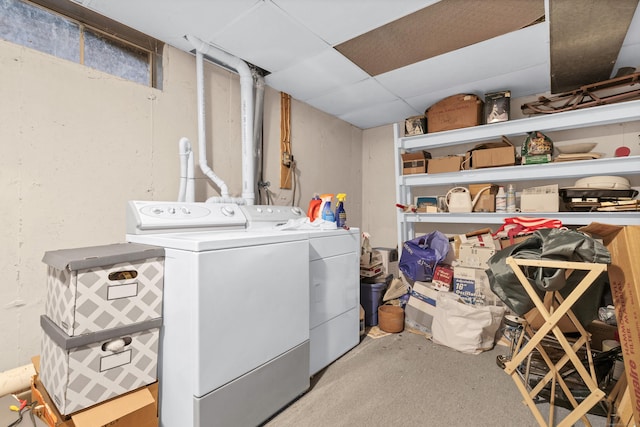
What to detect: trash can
<box><xmin>360</xmin><ymin>274</ymin><xmax>392</xmax><ymax>326</ymax></box>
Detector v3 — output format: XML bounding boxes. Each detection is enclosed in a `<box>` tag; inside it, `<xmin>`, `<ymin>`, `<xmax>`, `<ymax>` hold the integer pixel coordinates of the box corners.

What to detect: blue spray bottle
<box><xmin>335</xmin><ymin>193</ymin><xmax>347</xmax><ymax>228</ymax></box>
<box><xmin>320</xmin><ymin>194</ymin><xmax>335</xmax><ymax>222</ymax></box>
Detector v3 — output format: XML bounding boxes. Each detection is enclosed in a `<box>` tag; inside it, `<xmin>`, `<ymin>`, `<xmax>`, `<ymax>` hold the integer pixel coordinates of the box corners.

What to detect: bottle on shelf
<box><xmin>496</xmin><ymin>186</ymin><xmax>507</xmax><ymax>213</ymax></box>
<box><xmin>507</xmin><ymin>184</ymin><xmax>516</xmax><ymax>213</ymax></box>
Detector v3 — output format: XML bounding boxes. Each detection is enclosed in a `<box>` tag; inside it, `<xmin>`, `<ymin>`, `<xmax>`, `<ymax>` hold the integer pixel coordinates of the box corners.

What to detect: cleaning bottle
<box><xmin>335</xmin><ymin>193</ymin><xmax>347</xmax><ymax>228</ymax></box>
<box><xmin>495</xmin><ymin>186</ymin><xmax>506</xmax><ymax>213</ymax></box>
<box><xmin>320</xmin><ymin>194</ymin><xmax>335</xmax><ymax>222</ymax></box>
<box><xmin>307</xmin><ymin>194</ymin><xmax>321</xmax><ymax>220</ymax></box>
<box><xmin>506</xmin><ymin>184</ymin><xmax>516</xmax><ymax>213</ymax></box>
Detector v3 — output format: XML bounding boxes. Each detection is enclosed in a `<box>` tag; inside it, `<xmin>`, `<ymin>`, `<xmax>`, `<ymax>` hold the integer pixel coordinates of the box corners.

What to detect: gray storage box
<box><xmin>40</xmin><ymin>315</ymin><xmax>161</xmax><ymax>415</ymax></box>
<box><xmin>43</xmin><ymin>243</ymin><xmax>164</xmax><ymax>336</ymax></box>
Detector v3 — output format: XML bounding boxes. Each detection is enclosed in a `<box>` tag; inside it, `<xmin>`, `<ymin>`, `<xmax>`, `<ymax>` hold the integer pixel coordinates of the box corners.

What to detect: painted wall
<box><xmin>0</xmin><ymin>39</ymin><xmax>363</xmax><ymax>372</ymax></box>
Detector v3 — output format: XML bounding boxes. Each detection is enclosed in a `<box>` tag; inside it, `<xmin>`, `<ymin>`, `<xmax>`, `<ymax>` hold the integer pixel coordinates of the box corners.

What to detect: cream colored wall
<box><xmin>360</xmin><ymin>125</ymin><xmax>398</xmax><ymax>249</ymax></box>
<box><xmin>0</xmin><ymin>39</ymin><xmax>363</xmax><ymax>371</ymax></box>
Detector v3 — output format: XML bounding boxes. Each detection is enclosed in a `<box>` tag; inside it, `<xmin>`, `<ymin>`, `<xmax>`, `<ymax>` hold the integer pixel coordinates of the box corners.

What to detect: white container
<box><xmin>495</xmin><ymin>186</ymin><xmax>506</xmax><ymax>213</ymax></box>
<box><xmin>507</xmin><ymin>184</ymin><xmax>516</xmax><ymax>213</ymax></box>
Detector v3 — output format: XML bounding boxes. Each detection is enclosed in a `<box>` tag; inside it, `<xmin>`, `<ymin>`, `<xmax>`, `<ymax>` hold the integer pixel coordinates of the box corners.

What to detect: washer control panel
<box><xmin>240</xmin><ymin>205</ymin><xmax>305</xmax><ymax>228</ymax></box>
<box><xmin>126</xmin><ymin>201</ymin><xmax>247</xmax><ymax>234</ymax></box>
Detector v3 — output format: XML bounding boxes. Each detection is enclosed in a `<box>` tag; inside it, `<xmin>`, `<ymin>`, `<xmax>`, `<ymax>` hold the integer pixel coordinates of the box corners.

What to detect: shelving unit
<box><xmin>394</xmin><ymin>99</ymin><xmax>640</xmax><ymax>249</ymax></box>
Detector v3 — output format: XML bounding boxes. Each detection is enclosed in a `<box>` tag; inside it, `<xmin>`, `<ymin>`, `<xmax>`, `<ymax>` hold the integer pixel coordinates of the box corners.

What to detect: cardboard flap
<box><xmin>71</xmin><ymin>387</ymin><xmax>154</xmax><ymax>427</ymax></box>
<box><xmin>470</xmin><ymin>136</ymin><xmax>514</xmax><ymax>151</ymax></box>
<box><xmin>579</xmin><ymin>222</ymin><xmax>624</xmax><ymax>245</ymax></box>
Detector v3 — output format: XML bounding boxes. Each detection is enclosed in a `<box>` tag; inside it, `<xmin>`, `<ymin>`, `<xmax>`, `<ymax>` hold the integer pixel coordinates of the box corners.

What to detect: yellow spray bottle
<box><xmin>335</xmin><ymin>193</ymin><xmax>347</xmax><ymax>228</ymax></box>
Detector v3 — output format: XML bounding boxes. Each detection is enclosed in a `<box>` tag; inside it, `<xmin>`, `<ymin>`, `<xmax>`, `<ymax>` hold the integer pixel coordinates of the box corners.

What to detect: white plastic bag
<box><xmin>431</xmin><ymin>292</ymin><xmax>505</xmax><ymax>354</ymax></box>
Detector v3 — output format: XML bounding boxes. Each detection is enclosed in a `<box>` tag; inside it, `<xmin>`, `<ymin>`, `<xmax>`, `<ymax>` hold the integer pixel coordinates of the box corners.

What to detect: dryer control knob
<box><xmin>291</xmin><ymin>207</ymin><xmax>303</xmax><ymax>216</ymax></box>
<box><xmin>221</xmin><ymin>206</ymin><xmax>236</xmax><ymax>216</ymax></box>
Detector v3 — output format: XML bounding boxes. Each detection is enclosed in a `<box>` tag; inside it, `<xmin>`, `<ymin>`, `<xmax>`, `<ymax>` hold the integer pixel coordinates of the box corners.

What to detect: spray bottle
<box><xmin>335</xmin><ymin>193</ymin><xmax>347</xmax><ymax>228</ymax></box>
<box><xmin>307</xmin><ymin>194</ymin><xmax>321</xmax><ymax>220</ymax></box>
<box><xmin>320</xmin><ymin>194</ymin><xmax>335</xmax><ymax>222</ymax></box>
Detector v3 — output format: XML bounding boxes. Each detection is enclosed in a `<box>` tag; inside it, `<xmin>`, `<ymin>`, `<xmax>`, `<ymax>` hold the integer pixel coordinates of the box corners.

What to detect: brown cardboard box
<box><xmin>469</xmin><ymin>183</ymin><xmax>497</xmax><ymax>212</ymax></box>
<box><xmin>586</xmin><ymin>319</ymin><xmax>618</xmax><ymax>351</ymax></box>
<box><xmin>498</xmin><ymin>233</ymin><xmax>534</xmax><ymax>249</ymax></box>
<box><xmin>427</xmin><ymin>155</ymin><xmax>463</xmax><ymax>174</ymax></box>
<box><xmin>426</xmin><ymin>94</ymin><xmax>483</xmax><ymax>133</ymax></box>
<box><xmin>402</xmin><ymin>151</ymin><xmax>429</xmax><ymax>175</ymax></box>
<box><xmin>464</xmin><ymin>138</ymin><xmax>515</xmax><ymax>169</ymax></box>
<box><xmin>30</xmin><ymin>356</ymin><xmax>158</xmax><ymax>427</ymax></box>
<box><xmin>580</xmin><ymin>223</ymin><xmax>640</xmax><ymax>423</ymax></box>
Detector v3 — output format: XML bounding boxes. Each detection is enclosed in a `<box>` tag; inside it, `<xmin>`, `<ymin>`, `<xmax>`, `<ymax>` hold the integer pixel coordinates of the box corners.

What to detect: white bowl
<box><xmin>556</xmin><ymin>142</ymin><xmax>598</xmax><ymax>154</ymax></box>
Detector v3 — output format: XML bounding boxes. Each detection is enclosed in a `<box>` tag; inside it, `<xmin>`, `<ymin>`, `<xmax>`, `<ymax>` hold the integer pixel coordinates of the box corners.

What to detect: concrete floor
<box><xmin>264</xmin><ymin>330</ymin><xmax>609</xmax><ymax>427</ymax></box>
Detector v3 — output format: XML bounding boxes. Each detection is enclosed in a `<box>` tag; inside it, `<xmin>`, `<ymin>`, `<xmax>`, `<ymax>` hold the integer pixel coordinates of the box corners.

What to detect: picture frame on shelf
<box><xmin>485</xmin><ymin>90</ymin><xmax>510</xmax><ymax>124</ymax></box>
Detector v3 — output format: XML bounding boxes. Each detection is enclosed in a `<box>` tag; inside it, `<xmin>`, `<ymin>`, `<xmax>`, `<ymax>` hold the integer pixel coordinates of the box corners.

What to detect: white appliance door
<box><xmin>193</xmin><ymin>239</ymin><xmax>309</xmax><ymax>398</ymax></box>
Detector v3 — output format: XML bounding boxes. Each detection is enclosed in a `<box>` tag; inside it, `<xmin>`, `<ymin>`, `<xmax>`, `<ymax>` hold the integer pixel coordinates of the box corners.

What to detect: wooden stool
<box><xmin>503</xmin><ymin>257</ymin><xmax>608</xmax><ymax>427</ymax></box>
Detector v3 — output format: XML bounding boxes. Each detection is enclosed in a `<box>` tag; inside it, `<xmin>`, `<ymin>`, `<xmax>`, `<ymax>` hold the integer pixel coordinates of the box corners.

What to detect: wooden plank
<box><xmin>280</xmin><ymin>92</ymin><xmax>292</xmax><ymax>189</ymax></box>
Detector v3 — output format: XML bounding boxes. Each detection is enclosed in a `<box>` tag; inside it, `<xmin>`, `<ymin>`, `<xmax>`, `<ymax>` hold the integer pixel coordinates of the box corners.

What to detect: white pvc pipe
<box><xmin>178</xmin><ymin>137</ymin><xmax>195</xmax><ymax>203</ymax></box>
<box><xmin>0</xmin><ymin>363</ymin><xmax>35</xmax><ymax>396</ymax></box>
<box><xmin>186</xmin><ymin>35</ymin><xmax>256</xmax><ymax>205</ymax></box>
<box><xmin>194</xmin><ymin>50</ymin><xmax>230</xmax><ymax>198</ymax></box>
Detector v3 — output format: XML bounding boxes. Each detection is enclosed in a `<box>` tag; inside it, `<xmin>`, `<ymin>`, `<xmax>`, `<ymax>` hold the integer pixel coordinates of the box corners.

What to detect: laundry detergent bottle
<box><xmin>307</xmin><ymin>194</ymin><xmax>321</xmax><ymax>220</ymax></box>
<box><xmin>320</xmin><ymin>194</ymin><xmax>335</xmax><ymax>222</ymax></box>
<box><xmin>335</xmin><ymin>193</ymin><xmax>347</xmax><ymax>228</ymax></box>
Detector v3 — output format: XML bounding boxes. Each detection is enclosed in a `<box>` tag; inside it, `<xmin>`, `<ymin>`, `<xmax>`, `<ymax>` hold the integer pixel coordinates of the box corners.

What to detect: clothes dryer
<box><xmin>126</xmin><ymin>201</ymin><xmax>310</xmax><ymax>427</ymax></box>
<box><xmin>240</xmin><ymin>205</ymin><xmax>360</xmax><ymax>376</ymax></box>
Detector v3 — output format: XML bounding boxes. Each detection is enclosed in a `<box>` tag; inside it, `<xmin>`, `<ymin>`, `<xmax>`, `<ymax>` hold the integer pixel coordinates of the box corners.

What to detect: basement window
<box><xmin>0</xmin><ymin>0</ymin><xmax>163</xmax><ymax>88</ymax></box>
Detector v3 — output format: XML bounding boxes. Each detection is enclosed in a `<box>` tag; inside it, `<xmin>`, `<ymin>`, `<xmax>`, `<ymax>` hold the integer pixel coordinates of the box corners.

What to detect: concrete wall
<box><xmin>0</xmin><ymin>39</ymin><xmax>363</xmax><ymax>372</ymax></box>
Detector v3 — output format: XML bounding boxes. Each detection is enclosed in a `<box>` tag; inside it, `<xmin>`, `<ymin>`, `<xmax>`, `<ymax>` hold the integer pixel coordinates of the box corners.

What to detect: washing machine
<box><xmin>126</xmin><ymin>201</ymin><xmax>310</xmax><ymax>427</ymax></box>
<box><xmin>240</xmin><ymin>205</ymin><xmax>360</xmax><ymax>376</ymax></box>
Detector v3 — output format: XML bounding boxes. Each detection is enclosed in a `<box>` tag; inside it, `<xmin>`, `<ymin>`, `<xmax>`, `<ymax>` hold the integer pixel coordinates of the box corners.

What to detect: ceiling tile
<box><xmin>76</xmin><ymin>0</ymin><xmax>259</xmax><ymax>53</ymax></box>
<box><xmin>336</xmin><ymin>0</ymin><xmax>544</xmax><ymax>76</ymax></box>
<box><xmin>272</xmin><ymin>0</ymin><xmax>438</xmax><ymax>45</ymax></box>
<box><xmin>376</xmin><ymin>23</ymin><xmax>549</xmax><ymax>99</ymax></box>
<box><xmin>306</xmin><ymin>78</ymin><xmax>402</xmax><ymax>117</ymax></box>
<box><xmin>404</xmin><ymin>63</ymin><xmax>550</xmax><ymax>113</ymax></box>
<box><xmin>339</xmin><ymin>99</ymin><xmax>419</xmax><ymax>129</ymax></box>
<box><xmin>265</xmin><ymin>48</ymin><xmax>369</xmax><ymax>101</ymax></box>
<box><xmin>209</xmin><ymin>1</ymin><xmax>329</xmax><ymax>72</ymax></box>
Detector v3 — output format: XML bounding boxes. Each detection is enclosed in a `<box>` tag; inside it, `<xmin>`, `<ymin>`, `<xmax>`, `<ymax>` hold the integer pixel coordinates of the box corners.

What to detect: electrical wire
<box><xmin>7</xmin><ymin>400</ymin><xmax>38</xmax><ymax>427</ymax></box>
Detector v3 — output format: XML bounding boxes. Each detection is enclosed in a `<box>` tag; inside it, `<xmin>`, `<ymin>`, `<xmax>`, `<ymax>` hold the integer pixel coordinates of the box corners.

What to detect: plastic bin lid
<box><xmin>42</xmin><ymin>242</ymin><xmax>164</xmax><ymax>271</ymax></box>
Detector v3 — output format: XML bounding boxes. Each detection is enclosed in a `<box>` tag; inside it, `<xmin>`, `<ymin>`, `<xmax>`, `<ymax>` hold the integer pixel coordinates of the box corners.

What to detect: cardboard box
<box><xmin>31</xmin><ymin>374</ymin><xmax>158</xmax><ymax>427</ymax></box>
<box><xmin>453</xmin><ymin>266</ymin><xmax>501</xmax><ymax>306</ymax></box>
<box><xmin>405</xmin><ymin>281</ymin><xmax>439</xmax><ymax>333</ymax></box>
<box><xmin>427</xmin><ymin>155</ymin><xmax>463</xmax><ymax>174</ymax></box>
<box><xmin>426</xmin><ymin>94</ymin><xmax>483</xmax><ymax>133</ymax></box>
<box><xmin>457</xmin><ymin>243</ymin><xmax>496</xmax><ymax>269</ymax></box>
<box><xmin>520</xmin><ymin>184</ymin><xmax>559</xmax><ymax>213</ymax></box>
<box><xmin>451</xmin><ymin>228</ymin><xmax>496</xmax><ymax>259</ymax></box>
<box><xmin>373</xmin><ymin>247</ymin><xmax>399</xmax><ymax>278</ymax></box>
<box><xmin>579</xmin><ymin>223</ymin><xmax>640</xmax><ymax>423</ymax></box>
<box><xmin>432</xmin><ymin>264</ymin><xmax>454</xmax><ymax>291</ymax></box>
<box><xmin>586</xmin><ymin>319</ymin><xmax>618</xmax><ymax>351</ymax></box>
<box><xmin>469</xmin><ymin>183</ymin><xmax>497</xmax><ymax>212</ymax></box>
<box><xmin>42</xmin><ymin>243</ymin><xmax>164</xmax><ymax>336</ymax></box>
<box><xmin>464</xmin><ymin>138</ymin><xmax>515</xmax><ymax>169</ymax></box>
<box><xmin>402</xmin><ymin>151</ymin><xmax>429</xmax><ymax>175</ymax></box>
<box><xmin>40</xmin><ymin>315</ymin><xmax>160</xmax><ymax>415</ymax></box>
<box><xmin>404</xmin><ymin>115</ymin><xmax>427</xmax><ymax>136</ymax></box>
<box><xmin>498</xmin><ymin>233</ymin><xmax>534</xmax><ymax>249</ymax></box>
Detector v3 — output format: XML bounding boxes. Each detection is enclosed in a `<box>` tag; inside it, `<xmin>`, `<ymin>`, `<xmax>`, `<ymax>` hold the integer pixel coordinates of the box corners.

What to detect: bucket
<box><xmin>360</xmin><ymin>276</ymin><xmax>391</xmax><ymax>326</ymax></box>
<box><xmin>378</xmin><ymin>305</ymin><xmax>405</xmax><ymax>333</ymax></box>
